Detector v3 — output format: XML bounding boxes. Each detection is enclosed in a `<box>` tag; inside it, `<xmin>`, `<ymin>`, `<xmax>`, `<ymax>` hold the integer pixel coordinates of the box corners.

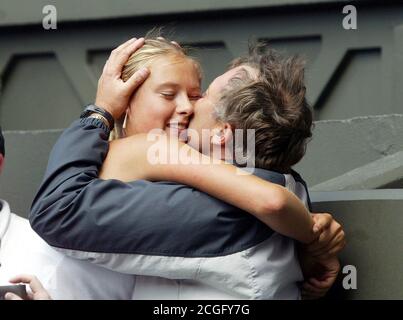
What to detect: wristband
<box><xmin>80</xmin><ymin>104</ymin><xmax>115</xmax><ymax>130</ymax></box>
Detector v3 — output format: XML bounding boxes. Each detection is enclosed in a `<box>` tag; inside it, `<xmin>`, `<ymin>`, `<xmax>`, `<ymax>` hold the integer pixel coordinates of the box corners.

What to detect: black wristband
<box><xmin>80</xmin><ymin>104</ymin><xmax>115</xmax><ymax>130</ymax></box>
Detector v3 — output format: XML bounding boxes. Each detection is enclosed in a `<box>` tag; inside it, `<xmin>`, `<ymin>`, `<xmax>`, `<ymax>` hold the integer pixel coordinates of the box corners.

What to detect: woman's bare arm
<box><xmin>100</xmin><ymin>134</ymin><xmax>317</xmax><ymax>244</ymax></box>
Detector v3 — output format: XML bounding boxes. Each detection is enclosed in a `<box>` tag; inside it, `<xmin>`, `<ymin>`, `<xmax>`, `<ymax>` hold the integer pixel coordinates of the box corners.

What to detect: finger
<box><xmin>171</xmin><ymin>41</ymin><xmax>181</xmax><ymax>48</ymax></box>
<box><xmin>331</xmin><ymin>237</ymin><xmax>347</xmax><ymax>255</ymax></box>
<box><xmin>8</xmin><ymin>274</ymin><xmax>33</xmax><ymax>284</ymax></box>
<box><xmin>303</xmin><ymin>282</ymin><xmax>327</xmax><ymax>296</ymax></box>
<box><xmin>312</xmin><ymin>222</ymin><xmax>323</xmax><ymax>235</ymax></box>
<box><xmin>5</xmin><ymin>293</ymin><xmax>23</xmax><ymax>300</ymax></box>
<box><xmin>104</xmin><ymin>38</ymin><xmax>137</xmax><ymax>76</ymax></box>
<box><xmin>309</xmin><ymin>237</ymin><xmax>331</xmax><ymax>253</ymax></box>
<box><xmin>109</xmin><ymin>38</ymin><xmax>145</xmax><ymax>77</ymax></box>
<box><xmin>331</xmin><ymin>232</ymin><xmax>346</xmax><ymax>252</ymax></box>
<box><xmin>308</xmin><ymin>277</ymin><xmax>334</xmax><ymax>289</ymax></box>
<box><xmin>116</xmin><ymin>37</ymin><xmax>145</xmax><ymax>70</ymax></box>
<box><xmin>315</xmin><ymin>241</ymin><xmax>346</xmax><ymax>260</ymax></box>
<box><xmin>9</xmin><ymin>274</ymin><xmax>46</xmax><ymax>295</ymax></box>
<box><xmin>312</xmin><ymin>213</ymin><xmax>332</xmax><ymax>231</ymax></box>
<box><xmin>102</xmin><ymin>59</ymin><xmax>109</xmax><ymax>75</ymax></box>
<box><xmin>27</xmin><ymin>276</ymin><xmax>47</xmax><ymax>294</ymax></box>
<box><xmin>313</xmin><ymin>232</ymin><xmax>346</xmax><ymax>259</ymax></box>
<box><xmin>111</xmin><ymin>38</ymin><xmax>137</xmax><ymax>57</ymax></box>
<box><xmin>307</xmin><ymin>228</ymin><xmax>337</xmax><ymax>254</ymax></box>
<box><xmin>302</xmin><ymin>286</ymin><xmax>323</xmax><ymax>297</ymax></box>
<box><xmin>303</xmin><ymin>281</ymin><xmax>323</xmax><ymax>293</ymax></box>
<box><xmin>125</xmin><ymin>67</ymin><xmax>150</xmax><ymax>90</ymax></box>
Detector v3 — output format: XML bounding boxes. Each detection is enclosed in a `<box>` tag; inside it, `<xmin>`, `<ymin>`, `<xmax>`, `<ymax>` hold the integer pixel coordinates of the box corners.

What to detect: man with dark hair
<box><xmin>219</xmin><ymin>47</ymin><xmax>313</xmax><ymax>173</ymax></box>
<box><xmin>187</xmin><ymin>46</ymin><xmax>341</xmax><ymax>299</ymax></box>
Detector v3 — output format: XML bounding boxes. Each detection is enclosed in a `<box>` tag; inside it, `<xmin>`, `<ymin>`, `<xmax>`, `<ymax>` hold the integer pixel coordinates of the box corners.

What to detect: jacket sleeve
<box><xmin>29</xmin><ymin>119</ymin><xmax>197</xmax><ymax>269</ymax></box>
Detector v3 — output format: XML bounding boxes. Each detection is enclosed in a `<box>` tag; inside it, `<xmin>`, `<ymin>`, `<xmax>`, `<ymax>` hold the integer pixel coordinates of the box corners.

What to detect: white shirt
<box><xmin>129</xmin><ymin>173</ymin><xmax>307</xmax><ymax>300</ymax></box>
<box><xmin>0</xmin><ymin>199</ymin><xmax>135</xmax><ymax>299</ymax></box>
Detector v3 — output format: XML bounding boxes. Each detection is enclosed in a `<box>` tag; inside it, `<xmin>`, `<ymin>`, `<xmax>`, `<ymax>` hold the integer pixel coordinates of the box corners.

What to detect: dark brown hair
<box><xmin>215</xmin><ymin>43</ymin><xmax>313</xmax><ymax>173</ymax></box>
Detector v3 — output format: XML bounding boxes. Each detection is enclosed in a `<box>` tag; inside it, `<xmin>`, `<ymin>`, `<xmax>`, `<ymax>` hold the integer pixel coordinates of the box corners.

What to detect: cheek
<box><xmin>149</xmin><ymin>104</ymin><xmax>173</xmax><ymax>126</ymax></box>
<box><xmin>195</xmin><ymin>100</ymin><xmax>214</xmax><ymax>126</ymax></box>
<box><xmin>129</xmin><ymin>95</ymin><xmax>177</xmax><ymax>131</ymax></box>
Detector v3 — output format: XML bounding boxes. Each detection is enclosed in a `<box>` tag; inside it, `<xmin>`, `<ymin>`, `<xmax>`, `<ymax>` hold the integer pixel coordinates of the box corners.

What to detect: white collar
<box><xmin>0</xmin><ymin>199</ymin><xmax>11</xmax><ymax>241</ymax></box>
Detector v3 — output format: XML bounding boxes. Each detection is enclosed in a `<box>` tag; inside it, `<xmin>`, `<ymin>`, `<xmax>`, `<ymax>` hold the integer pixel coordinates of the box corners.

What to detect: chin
<box><xmin>166</xmin><ymin>127</ymin><xmax>188</xmax><ymax>142</ymax></box>
<box><xmin>186</xmin><ymin>133</ymin><xmax>200</xmax><ymax>150</ymax></box>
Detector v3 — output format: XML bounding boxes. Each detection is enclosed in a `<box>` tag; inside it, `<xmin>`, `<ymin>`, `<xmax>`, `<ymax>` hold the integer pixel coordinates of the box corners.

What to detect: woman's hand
<box><xmin>95</xmin><ymin>37</ymin><xmax>150</xmax><ymax>120</ymax></box>
<box><xmin>301</xmin><ymin>256</ymin><xmax>341</xmax><ymax>300</ymax></box>
<box><xmin>306</xmin><ymin>213</ymin><xmax>346</xmax><ymax>260</ymax></box>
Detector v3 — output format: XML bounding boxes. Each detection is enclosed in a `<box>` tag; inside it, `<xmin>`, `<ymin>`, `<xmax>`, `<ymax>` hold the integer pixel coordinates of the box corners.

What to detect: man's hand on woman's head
<box><xmin>308</xmin><ymin>213</ymin><xmax>346</xmax><ymax>260</ymax></box>
<box><xmin>5</xmin><ymin>275</ymin><xmax>52</xmax><ymax>300</ymax></box>
<box><xmin>95</xmin><ymin>37</ymin><xmax>150</xmax><ymax>120</ymax></box>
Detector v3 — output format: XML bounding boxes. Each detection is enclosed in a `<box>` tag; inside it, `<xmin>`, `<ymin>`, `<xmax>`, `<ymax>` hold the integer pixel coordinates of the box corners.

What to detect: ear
<box><xmin>211</xmin><ymin>122</ymin><xmax>233</xmax><ymax>146</ymax></box>
<box><xmin>0</xmin><ymin>154</ymin><xmax>4</xmax><ymax>175</ymax></box>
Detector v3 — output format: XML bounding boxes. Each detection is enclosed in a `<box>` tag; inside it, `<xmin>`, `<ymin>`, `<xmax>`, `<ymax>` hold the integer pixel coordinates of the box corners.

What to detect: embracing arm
<box><xmin>100</xmin><ymin>134</ymin><xmax>317</xmax><ymax>244</ymax></box>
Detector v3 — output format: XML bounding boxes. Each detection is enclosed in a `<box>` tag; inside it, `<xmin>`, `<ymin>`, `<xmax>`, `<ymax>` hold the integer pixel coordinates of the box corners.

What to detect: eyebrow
<box><xmin>155</xmin><ymin>82</ymin><xmax>201</xmax><ymax>92</ymax></box>
<box><xmin>155</xmin><ymin>82</ymin><xmax>180</xmax><ymax>90</ymax></box>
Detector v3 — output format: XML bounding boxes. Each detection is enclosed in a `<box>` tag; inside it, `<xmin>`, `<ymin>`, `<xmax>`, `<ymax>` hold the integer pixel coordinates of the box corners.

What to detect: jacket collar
<box><xmin>0</xmin><ymin>199</ymin><xmax>11</xmax><ymax>241</ymax></box>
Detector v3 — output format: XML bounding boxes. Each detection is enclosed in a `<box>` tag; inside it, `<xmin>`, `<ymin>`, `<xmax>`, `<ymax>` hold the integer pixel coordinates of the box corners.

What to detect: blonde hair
<box><xmin>111</xmin><ymin>30</ymin><xmax>202</xmax><ymax>140</ymax></box>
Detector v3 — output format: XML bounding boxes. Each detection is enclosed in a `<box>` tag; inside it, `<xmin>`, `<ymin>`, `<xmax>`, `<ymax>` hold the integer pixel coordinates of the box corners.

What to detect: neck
<box><xmin>209</xmin><ymin>144</ymin><xmax>235</xmax><ymax>164</ymax></box>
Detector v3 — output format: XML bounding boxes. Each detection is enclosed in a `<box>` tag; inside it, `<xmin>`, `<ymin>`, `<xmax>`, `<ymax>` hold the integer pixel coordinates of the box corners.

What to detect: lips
<box><xmin>167</xmin><ymin>123</ymin><xmax>188</xmax><ymax>130</ymax></box>
<box><xmin>166</xmin><ymin>122</ymin><xmax>189</xmax><ymax>141</ymax></box>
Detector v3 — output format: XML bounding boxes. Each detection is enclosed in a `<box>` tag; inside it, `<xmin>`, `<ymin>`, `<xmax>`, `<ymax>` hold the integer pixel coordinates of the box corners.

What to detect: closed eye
<box><xmin>189</xmin><ymin>94</ymin><xmax>202</xmax><ymax>101</ymax></box>
<box><xmin>160</xmin><ymin>92</ymin><xmax>176</xmax><ymax>99</ymax></box>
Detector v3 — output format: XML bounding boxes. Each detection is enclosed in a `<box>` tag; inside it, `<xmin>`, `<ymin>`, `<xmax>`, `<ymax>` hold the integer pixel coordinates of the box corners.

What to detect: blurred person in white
<box><xmin>0</xmin><ymin>126</ymin><xmax>135</xmax><ymax>299</ymax></box>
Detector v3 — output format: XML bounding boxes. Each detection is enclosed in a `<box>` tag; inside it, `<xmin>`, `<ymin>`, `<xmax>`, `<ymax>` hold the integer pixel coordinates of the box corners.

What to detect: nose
<box><xmin>176</xmin><ymin>95</ymin><xmax>194</xmax><ymax>117</ymax></box>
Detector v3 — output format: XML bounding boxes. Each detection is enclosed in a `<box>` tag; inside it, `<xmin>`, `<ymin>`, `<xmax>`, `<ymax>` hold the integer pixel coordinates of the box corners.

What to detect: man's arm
<box><xmin>29</xmin><ymin>117</ymin><xmax>158</xmax><ymax>252</ymax></box>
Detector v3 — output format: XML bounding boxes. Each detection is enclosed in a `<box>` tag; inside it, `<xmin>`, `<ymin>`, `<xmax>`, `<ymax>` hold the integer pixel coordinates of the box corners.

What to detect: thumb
<box><xmin>5</xmin><ymin>292</ymin><xmax>23</xmax><ymax>300</ymax></box>
<box><xmin>313</xmin><ymin>222</ymin><xmax>322</xmax><ymax>234</ymax></box>
<box><xmin>125</xmin><ymin>67</ymin><xmax>149</xmax><ymax>92</ymax></box>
